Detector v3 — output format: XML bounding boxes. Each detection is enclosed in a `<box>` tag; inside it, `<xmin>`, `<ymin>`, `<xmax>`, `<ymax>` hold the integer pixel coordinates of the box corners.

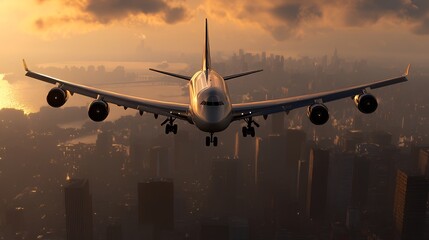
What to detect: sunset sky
<box><xmin>0</xmin><ymin>0</ymin><xmax>428</xmax><ymax>62</ymax></box>
<box><xmin>0</xmin><ymin>0</ymin><xmax>428</xmax><ymax>112</ymax></box>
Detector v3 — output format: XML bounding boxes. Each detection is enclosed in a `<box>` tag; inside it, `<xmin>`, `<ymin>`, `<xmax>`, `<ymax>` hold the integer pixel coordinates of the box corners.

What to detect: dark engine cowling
<box><xmin>88</xmin><ymin>100</ymin><xmax>109</xmax><ymax>122</ymax></box>
<box><xmin>307</xmin><ymin>103</ymin><xmax>329</xmax><ymax>125</ymax></box>
<box><xmin>354</xmin><ymin>93</ymin><xmax>378</xmax><ymax>114</ymax></box>
<box><xmin>47</xmin><ymin>87</ymin><xmax>70</xmax><ymax>108</ymax></box>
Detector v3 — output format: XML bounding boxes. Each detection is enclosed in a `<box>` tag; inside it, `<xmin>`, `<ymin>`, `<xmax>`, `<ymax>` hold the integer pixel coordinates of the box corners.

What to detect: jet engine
<box><xmin>88</xmin><ymin>100</ymin><xmax>109</xmax><ymax>122</ymax></box>
<box><xmin>354</xmin><ymin>93</ymin><xmax>378</xmax><ymax>114</ymax></box>
<box><xmin>47</xmin><ymin>87</ymin><xmax>70</xmax><ymax>108</ymax></box>
<box><xmin>307</xmin><ymin>103</ymin><xmax>329</xmax><ymax>125</ymax></box>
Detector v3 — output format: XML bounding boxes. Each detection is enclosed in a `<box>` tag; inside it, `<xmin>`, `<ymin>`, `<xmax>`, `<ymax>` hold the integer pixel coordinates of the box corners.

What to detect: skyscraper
<box><xmin>138</xmin><ymin>179</ymin><xmax>174</xmax><ymax>230</ymax></box>
<box><xmin>393</xmin><ymin>169</ymin><xmax>428</xmax><ymax>240</ymax></box>
<box><xmin>206</xmin><ymin>158</ymin><xmax>239</xmax><ymax>218</ymax></box>
<box><xmin>306</xmin><ymin>148</ymin><xmax>329</xmax><ymax>223</ymax></box>
<box><xmin>106</xmin><ymin>223</ymin><xmax>122</xmax><ymax>240</ymax></box>
<box><xmin>418</xmin><ymin>148</ymin><xmax>429</xmax><ymax>178</ymax></box>
<box><xmin>64</xmin><ymin>178</ymin><xmax>93</xmax><ymax>240</ymax></box>
<box><xmin>149</xmin><ymin>146</ymin><xmax>169</xmax><ymax>178</ymax></box>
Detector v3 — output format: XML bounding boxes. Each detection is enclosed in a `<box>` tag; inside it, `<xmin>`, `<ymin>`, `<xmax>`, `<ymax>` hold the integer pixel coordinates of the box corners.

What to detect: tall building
<box><xmin>393</xmin><ymin>170</ymin><xmax>428</xmax><ymax>240</ymax></box>
<box><xmin>200</xmin><ymin>218</ymin><xmax>229</xmax><ymax>240</ymax></box>
<box><xmin>95</xmin><ymin>131</ymin><xmax>113</xmax><ymax>155</ymax></box>
<box><xmin>327</xmin><ymin>152</ymin><xmax>354</xmax><ymax>221</ymax></box>
<box><xmin>106</xmin><ymin>223</ymin><xmax>122</xmax><ymax>240</ymax></box>
<box><xmin>418</xmin><ymin>148</ymin><xmax>429</xmax><ymax>178</ymax></box>
<box><xmin>138</xmin><ymin>179</ymin><xmax>174</xmax><ymax>230</ymax></box>
<box><xmin>64</xmin><ymin>179</ymin><xmax>93</xmax><ymax>240</ymax></box>
<box><xmin>206</xmin><ymin>158</ymin><xmax>239</xmax><ymax>218</ymax></box>
<box><xmin>351</xmin><ymin>157</ymin><xmax>370</xmax><ymax>208</ymax></box>
<box><xmin>270</xmin><ymin>113</ymin><xmax>284</xmax><ymax>134</ymax></box>
<box><xmin>306</xmin><ymin>148</ymin><xmax>329</xmax><ymax>223</ymax></box>
<box><xmin>284</xmin><ymin>129</ymin><xmax>306</xmax><ymax>200</ymax></box>
<box><xmin>149</xmin><ymin>146</ymin><xmax>169</xmax><ymax>178</ymax></box>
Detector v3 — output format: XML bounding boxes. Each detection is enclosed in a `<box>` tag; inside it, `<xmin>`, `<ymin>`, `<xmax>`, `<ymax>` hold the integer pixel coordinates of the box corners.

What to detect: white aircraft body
<box><xmin>24</xmin><ymin>20</ymin><xmax>409</xmax><ymax>146</ymax></box>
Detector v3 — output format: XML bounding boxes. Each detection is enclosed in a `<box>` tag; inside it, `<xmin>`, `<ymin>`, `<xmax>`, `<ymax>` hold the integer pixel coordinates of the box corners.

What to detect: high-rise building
<box><xmin>306</xmin><ymin>148</ymin><xmax>329</xmax><ymax>223</ymax></box>
<box><xmin>5</xmin><ymin>207</ymin><xmax>25</xmax><ymax>234</ymax></box>
<box><xmin>64</xmin><ymin>178</ymin><xmax>93</xmax><ymax>240</ymax></box>
<box><xmin>418</xmin><ymin>148</ymin><xmax>429</xmax><ymax>178</ymax></box>
<box><xmin>200</xmin><ymin>218</ymin><xmax>229</xmax><ymax>240</ymax></box>
<box><xmin>138</xmin><ymin>179</ymin><xmax>174</xmax><ymax>230</ymax></box>
<box><xmin>149</xmin><ymin>146</ymin><xmax>169</xmax><ymax>178</ymax></box>
<box><xmin>206</xmin><ymin>158</ymin><xmax>239</xmax><ymax>218</ymax></box>
<box><xmin>106</xmin><ymin>223</ymin><xmax>122</xmax><ymax>240</ymax></box>
<box><xmin>393</xmin><ymin>170</ymin><xmax>428</xmax><ymax>240</ymax></box>
<box><xmin>174</xmin><ymin>131</ymin><xmax>194</xmax><ymax>176</ymax></box>
<box><xmin>270</xmin><ymin>113</ymin><xmax>284</xmax><ymax>134</ymax></box>
<box><xmin>351</xmin><ymin>157</ymin><xmax>370</xmax><ymax>208</ymax></box>
<box><xmin>95</xmin><ymin>131</ymin><xmax>113</xmax><ymax>155</ymax></box>
<box><xmin>327</xmin><ymin>152</ymin><xmax>354</xmax><ymax>221</ymax></box>
<box><xmin>284</xmin><ymin>129</ymin><xmax>306</xmax><ymax>200</ymax></box>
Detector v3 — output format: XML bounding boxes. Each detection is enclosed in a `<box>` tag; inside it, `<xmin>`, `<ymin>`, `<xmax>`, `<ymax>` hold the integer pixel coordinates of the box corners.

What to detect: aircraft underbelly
<box><xmin>192</xmin><ymin>109</ymin><xmax>232</xmax><ymax>132</ymax></box>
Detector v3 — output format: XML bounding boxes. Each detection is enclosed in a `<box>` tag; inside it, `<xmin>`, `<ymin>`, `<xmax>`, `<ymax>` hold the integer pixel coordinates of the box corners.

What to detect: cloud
<box><xmin>34</xmin><ymin>0</ymin><xmax>191</xmax><ymax>31</ymax></box>
<box><xmin>205</xmin><ymin>0</ymin><xmax>429</xmax><ymax>40</ymax></box>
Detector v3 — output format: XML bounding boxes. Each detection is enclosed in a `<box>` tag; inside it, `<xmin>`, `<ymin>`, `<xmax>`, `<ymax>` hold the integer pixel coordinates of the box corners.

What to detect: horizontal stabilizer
<box><xmin>224</xmin><ymin>69</ymin><xmax>263</xmax><ymax>81</ymax></box>
<box><xmin>149</xmin><ymin>68</ymin><xmax>192</xmax><ymax>81</ymax></box>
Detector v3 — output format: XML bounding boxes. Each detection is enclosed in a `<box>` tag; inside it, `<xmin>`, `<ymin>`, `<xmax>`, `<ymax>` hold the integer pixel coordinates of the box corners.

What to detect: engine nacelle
<box><xmin>47</xmin><ymin>87</ymin><xmax>70</xmax><ymax>108</ymax></box>
<box><xmin>88</xmin><ymin>100</ymin><xmax>109</xmax><ymax>122</ymax></box>
<box><xmin>307</xmin><ymin>103</ymin><xmax>329</xmax><ymax>125</ymax></box>
<box><xmin>354</xmin><ymin>93</ymin><xmax>378</xmax><ymax>114</ymax></box>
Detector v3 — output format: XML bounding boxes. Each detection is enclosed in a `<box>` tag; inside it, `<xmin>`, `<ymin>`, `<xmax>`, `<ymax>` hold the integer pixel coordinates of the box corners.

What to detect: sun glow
<box><xmin>0</xmin><ymin>74</ymin><xmax>30</xmax><ymax>114</ymax></box>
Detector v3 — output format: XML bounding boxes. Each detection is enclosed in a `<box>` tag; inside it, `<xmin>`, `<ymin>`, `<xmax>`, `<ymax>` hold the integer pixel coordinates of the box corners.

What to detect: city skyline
<box><xmin>0</xmin><ymin>1</ymin><xmax>428</xmax><ymax>239</ymax></box>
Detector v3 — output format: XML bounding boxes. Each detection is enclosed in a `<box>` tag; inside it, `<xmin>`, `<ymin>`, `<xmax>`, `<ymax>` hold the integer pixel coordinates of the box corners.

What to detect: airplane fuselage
<box><xmin>189</xmin><ymin>69</ymin><xmax>233</xmax><ymax>132</ymax></box>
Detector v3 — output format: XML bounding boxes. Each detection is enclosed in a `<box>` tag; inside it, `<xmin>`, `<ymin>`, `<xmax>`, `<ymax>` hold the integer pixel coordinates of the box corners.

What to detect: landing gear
<box><xmin>161</xmin><ymin>117</ymin><xmax>178</xmax><ymax>134</ymax></box>
<box><xmin>242</xmin><ymin>126</ymin><xmax>255</xmax><ymax>137</ymax></box>
<box><xmin>206</xmin><ymin>133</ymin><xmax>218</xmax><ymax>147</ymax></box>
<box><xmin>242</xmin><ymin>117</ymin><xmax>259</xmax><ymax>137</ymax></box>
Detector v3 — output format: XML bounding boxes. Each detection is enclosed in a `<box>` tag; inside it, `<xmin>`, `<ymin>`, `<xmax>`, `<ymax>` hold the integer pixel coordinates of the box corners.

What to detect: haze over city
<box><xmin>0</xmin><ymin>0</ymin><xmax>429</xmax><ymax>240</ymax></box>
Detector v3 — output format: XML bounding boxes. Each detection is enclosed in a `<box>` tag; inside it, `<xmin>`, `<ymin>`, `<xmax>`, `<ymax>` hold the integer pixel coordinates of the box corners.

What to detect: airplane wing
<box><xmin>231</xmin><ymin>65</ymin><xmax>410</xmax><ymax>121</ymax></box>
<box><xmin>23</xmin><ymin>60</ymin><xmax>192</xmax><ymax>122</ymax></box>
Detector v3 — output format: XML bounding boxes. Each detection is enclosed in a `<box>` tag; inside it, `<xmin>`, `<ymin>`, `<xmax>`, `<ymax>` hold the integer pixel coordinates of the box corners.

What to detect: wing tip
<box><xmin>23</xmin><ymin>59</ymin><xmax>29</xmax><ymax>72</ymax></box>
<box><xmin>404</xmin><ymin>64</ymin><xmax>411</xmax><ymax>77</ymax></box>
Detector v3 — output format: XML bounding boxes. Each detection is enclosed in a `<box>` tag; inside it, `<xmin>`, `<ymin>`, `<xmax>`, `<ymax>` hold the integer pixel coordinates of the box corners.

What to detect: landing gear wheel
<box><xmin>213</xmin><ymin>137</ymin><xmax>218</xmax><ymax>147</ymax></box>
<box><xmin>162</xmin><ymin>117</ymin><xmax>178</xmax><ymax>135</ymax></box>
<box><xmin>250</xmin><ymin>127</ymin><xmax>255</xmax><ymax>137</ymax></box>
<box><xmin>242</xmin><ymin>117</ymin><xmax>259</xmax><ymax>138</ymax></box>
<box><xmin>206</xmin><ymin>136</ymin><xmax>211</xmax><ymax>146</ymax></box>
<box><xmin>165</xmin><ymin>124</ymin><xmax>171</xmax><ymax>134</ymax></box>
<box><xmin>242</xmin><ymin>126</ymin><xmax>248</xmax><ymax>137</ymax></box>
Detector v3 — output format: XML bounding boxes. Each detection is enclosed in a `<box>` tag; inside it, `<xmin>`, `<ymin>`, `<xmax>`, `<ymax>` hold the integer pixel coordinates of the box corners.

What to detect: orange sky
<box><xmin>0</xmin><ymin>0</ymin><xmax>428</xmax><ymax>112</ymax></box>
<box><xmin>0</xmin><ymin>0</ymin><xmax>428</xmax><ymax>64</ymax></box>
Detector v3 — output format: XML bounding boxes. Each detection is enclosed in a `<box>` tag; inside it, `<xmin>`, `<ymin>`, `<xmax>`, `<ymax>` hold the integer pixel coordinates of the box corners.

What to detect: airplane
<box><xmin>23</xmin><ymin>19</ymin><xmax>409</xmax><ymax>147</ymax></box>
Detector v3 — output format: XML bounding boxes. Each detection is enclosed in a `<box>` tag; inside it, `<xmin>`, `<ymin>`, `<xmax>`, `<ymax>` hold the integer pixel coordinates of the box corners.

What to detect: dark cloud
<box><xmin>36</xmin><ymin>0</ymin><xmax>190</xmax><ymax>27</ymax></box>
<box><xmin>413</xmin><ymin>17</ymin><xmax>429</xmax><ymax>35</ymax></box>
<box><xmin>271</xmin><ymin>3</ymin><xmax>322</xmax><ymax>23</ymax></box>
<box><xmin>231</xmin><ymin>0</ymin><xmax>429</xmax><ymax>39</ymax></box>
<box><xmin>340</xmin><ymin>0</ymin><xmax>429</xmax><ymax>34</ymax></box>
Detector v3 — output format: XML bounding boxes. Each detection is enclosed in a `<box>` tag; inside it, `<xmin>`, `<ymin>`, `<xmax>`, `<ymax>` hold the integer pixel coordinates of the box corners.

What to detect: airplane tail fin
<box><xmin>203</xmin><ymin>18</ymin><xmax>211</xmax><ymax>71</ymax></box>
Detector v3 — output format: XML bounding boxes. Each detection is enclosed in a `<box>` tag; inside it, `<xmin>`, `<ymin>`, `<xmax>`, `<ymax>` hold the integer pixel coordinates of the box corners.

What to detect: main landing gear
<box><xmin>242</xmin><ymin>117</ymin><xmax>259</xmax><ymax>137</ymax></box>
<box><xmin>161</xmin><ymin>117</ymin><xmax>178</xmax><ymax>134</ymax></box>
<box><xmin>206</xmin><ymin>133</ymin><xmax>218</xmax><ymax>147</ymax></box>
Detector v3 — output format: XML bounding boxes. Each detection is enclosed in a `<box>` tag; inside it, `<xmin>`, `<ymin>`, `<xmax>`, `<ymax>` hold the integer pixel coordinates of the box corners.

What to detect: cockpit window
<box><xmin>201</xmin><ymin>101</ymin><xmax>224</xmax><ymax>106</ymax></box>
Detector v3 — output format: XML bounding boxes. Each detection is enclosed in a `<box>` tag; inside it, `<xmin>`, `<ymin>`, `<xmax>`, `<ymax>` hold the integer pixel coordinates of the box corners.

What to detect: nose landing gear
<box><xmin>242</xmin><ymin>117</ymin><xmax>259</xmax><ymax>137</ymax></box>
<box><xmin>161</xmin><ymin>117</ymin><xmax>178</xmax><ymax>134</ymax></box>
<box><xmin>206</xmin><ymin>133</ymin><xmax>218</xmax><ymax>147</ymax></box>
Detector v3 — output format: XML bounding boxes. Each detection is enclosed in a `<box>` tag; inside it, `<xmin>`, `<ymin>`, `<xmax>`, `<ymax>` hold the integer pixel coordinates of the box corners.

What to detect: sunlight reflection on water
<box><xmin>0</xmin><ymin>74</ymin><xmax>30</xmax><ymax>113</ymax></box>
